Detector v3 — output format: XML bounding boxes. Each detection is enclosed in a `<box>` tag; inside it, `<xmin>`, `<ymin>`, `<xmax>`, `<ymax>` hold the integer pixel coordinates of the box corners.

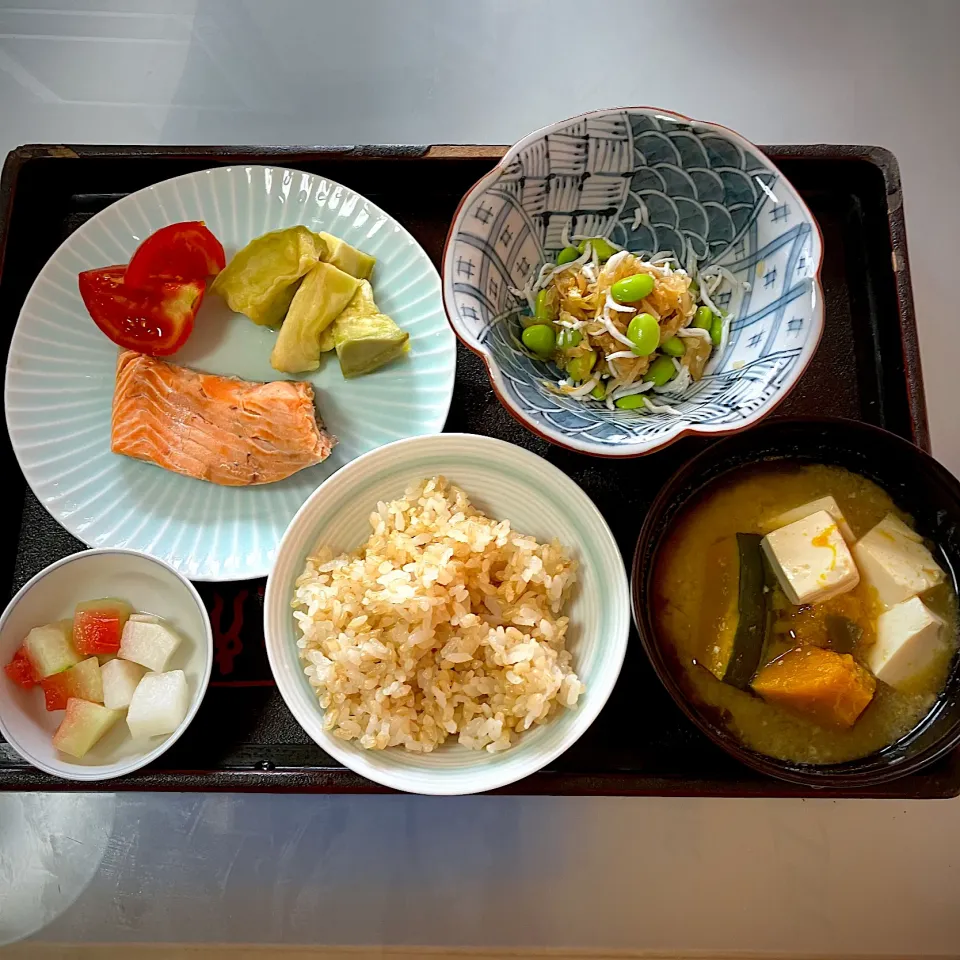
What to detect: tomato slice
<box><xmin>78</xmin><ymin>266</ymin><xmax>205</xmax><ymax>356</ymax></box>
<box><xmin>125</xmin><ymin>221</ymin><xmax>225</xmax><ymax>287</ymax></box>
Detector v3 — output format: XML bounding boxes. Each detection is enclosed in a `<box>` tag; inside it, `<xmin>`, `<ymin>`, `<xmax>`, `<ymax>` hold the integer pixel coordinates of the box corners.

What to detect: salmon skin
<box><xmin>111</xmin><ymin>351</ymin><xmax>336</xmax><ymax>485</ymax></box>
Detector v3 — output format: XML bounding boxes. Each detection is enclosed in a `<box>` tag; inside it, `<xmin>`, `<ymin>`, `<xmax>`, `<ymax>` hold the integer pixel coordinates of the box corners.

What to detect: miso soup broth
<box><xmin>653</xmin><ymin>462</ymin><xmax>957</xmax><ymax>764</ymax></box>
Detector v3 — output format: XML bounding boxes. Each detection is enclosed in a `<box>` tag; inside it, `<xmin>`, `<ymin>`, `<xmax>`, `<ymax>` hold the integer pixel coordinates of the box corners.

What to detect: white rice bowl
<box><xmin>264</xmin><ymin>433</ymin><xmax>629</xmax><ymax>795</ymax></box>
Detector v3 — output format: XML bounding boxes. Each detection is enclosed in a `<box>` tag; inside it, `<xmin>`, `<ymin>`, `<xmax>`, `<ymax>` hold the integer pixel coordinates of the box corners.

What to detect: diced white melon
<box><xmin>761</xmin><ymin>509</ymin><xmax>860</xmax><ymax>606</ymax></box>
<box><xmin>52</xmin><ymin>698</ymin><xmax>121</xmax><ymax>758</ymax></box>
<box><xmin>769</xmin><ymin>495</ymin><xmax>856</xmax><ymax>544</ymax></box>
<box><xmin>853</xmin><ymin>513</ymin><xmax>944</xmax><ymax>609</ymax></box>
<box><xmin>868</xmin><ymin>596</ymin><xmax>946</xmax><ymax>689</ymax></box>
<box><xmin>23</xmin><ymin>620</ymin><xmax>81</xmax><ymax>678</ymax></box>
<box><xmin>126</xmin><ymin>670</ymin><xmax>190</xmax><ymax>739</ymax></box>
<box><xmin>118</xmin><ymin>618</ymin><xmax>182</xmax><ymax>672</ymax></box>
<box><xmin>100</xmin><ymin>658</ymin><xmax>146</xmax><ymax>710</ymax></box>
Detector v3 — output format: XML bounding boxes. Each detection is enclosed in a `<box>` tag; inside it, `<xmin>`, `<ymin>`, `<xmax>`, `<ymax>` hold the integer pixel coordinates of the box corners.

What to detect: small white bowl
<box><xmin>0</xmin><ymin>549</ymin><xmax>213</xmax><ymax>782</ymax></box>
<box><xmin>264</xmin><ymin>433</ymin><xmax>630</xmax><ymax>795</ymax></box>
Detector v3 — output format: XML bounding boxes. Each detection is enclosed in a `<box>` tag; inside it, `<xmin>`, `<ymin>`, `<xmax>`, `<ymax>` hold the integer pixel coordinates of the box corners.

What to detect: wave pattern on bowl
<box><xmin>443</xmin><ymin>108</ymin><xmax>823</xmax><ymax>454</ymax></box>
<box><xmin>6</xmin><ymin>165</ymin><xmax>456</xmax><ymax>580</ymax></box>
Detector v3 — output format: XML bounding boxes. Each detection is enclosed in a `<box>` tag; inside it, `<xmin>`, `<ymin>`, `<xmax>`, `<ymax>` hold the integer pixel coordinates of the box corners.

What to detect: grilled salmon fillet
<box><xmin>111</xmin><ymin>351</ymin><xmax>336</xmax><ymax>485</ymax></box>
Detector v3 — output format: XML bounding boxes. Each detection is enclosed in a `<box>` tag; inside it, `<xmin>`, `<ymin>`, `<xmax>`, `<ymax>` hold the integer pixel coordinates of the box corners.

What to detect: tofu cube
<box><xmin>126</xmin><ymin>670</ymin><xmax>190</xmax><ymax>739</ymax></box>
<box><xmin>868</xmin><ymin>596</ymin><xmax>945</xmax><ymax>689</ymax></box>
<box><xmin>118</xmin><ymin>618</ymin><xmax>182</xmax><ymax>672</ymax></box>
<box><xmin>100</xmin><ymin>658</ymin><xmax>147</xmax><ymax>710</ymax></box>
<box><xmin>761</xmin><ymin>509</ymin><xmax>860</xmax><ymax>605</ymax></box>
<box><xmin>769</xmin><ymin>495</ymin><xmax>856</xmax><ymax>545</ymax></box>
<box><xmin>853</xmin><ymin>513</ymin><xmax>944</xmax><ymax>609</ymax></box>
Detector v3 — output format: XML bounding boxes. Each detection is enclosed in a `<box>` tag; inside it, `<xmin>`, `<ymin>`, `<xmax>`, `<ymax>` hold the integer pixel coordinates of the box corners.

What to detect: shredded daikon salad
<box><xmin>509</xmin><ymin>233</ymin><xmax>748</xmax><ymax>413</ymax></box>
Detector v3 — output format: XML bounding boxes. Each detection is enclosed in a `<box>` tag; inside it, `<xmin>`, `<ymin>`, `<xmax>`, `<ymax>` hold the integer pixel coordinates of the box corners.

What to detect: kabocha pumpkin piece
<box><xmin>699</xmin><ymin>533</ymin><xmax>768</xmax><ymax>689</ymax></box>
<box><xmin>751</xmin><ymin>646</ymin><xmax>876</xmax><ymax>728</ymax></box>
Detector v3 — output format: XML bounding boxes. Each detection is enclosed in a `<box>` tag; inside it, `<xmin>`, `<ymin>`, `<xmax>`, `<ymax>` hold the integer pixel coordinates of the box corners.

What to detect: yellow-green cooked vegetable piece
<box><xmin>627</xmin><ymin>313</ymin><xmax>659</xmax><ymax>356</ymax></box>
<box><xmin>693</xmin><ymin>305</ymin><xmax>714</xmax><ymax>329</ymax></box>
<box><xmin>535</xmin><ymin>288</ymin><xmax>559</xmax><ymax>321</ymax></box>
<box><xmin>577</xmin><ymin>237</ymin><xmax>618</xmax><ymax>261</ymax></box>
<box><xmin>521</xmin><ymin>323</ymin><xmax>555</xmax><ymax>356</ymax></box>
<box><xmin>556</xmin><ymin>246</ymin><xmax>579</xmax><ymax>265</ymax></box>
<box><xmin>661</xmin><ymin>336</ymin><xmax>685</xmax><ymax>357</ymax></box>
<box><xmin>710</xmin><ymin>313</ymin><xmax>724</xmax><ymax>346</ymax></box>
<box><xmin>333</xmin><ymin>280</ymin><xmax>410</xmax><ymax>377</ymax></box>
<box><xmin>317</xmin><ymin>232</ymin><xmax>376</xmax><ymax>280</ymax></box>
<box><xmin>566</xmin><ymin>350</ymin><xmax>596</xmax><ymax>382</ymax></box>
<box><xmin>615</xmin><ymin>394</ymin><xmax>647</xmax><ymax>410</ymax></box>
<box><xmin>590</xmin><ymin>383</ymin><xmax>606</xmax><ymax>400</ymax></box>
<box><xmin>556</xmin><ymin>328</ymin><xmax>582</xmax><ymax>350</ymax></box>
<box><xmin>212</xmin><ymin>226</ymin><xmax>326</xmax><ymax>326</ymax></box>
<box><xmin>611</xmin><ymin>273</ymin><xmax>655</xmax><ymax>303</ymax></box>
<box><xmin>270</xmin><ymin>262</ymin><xmax>360</xmax><ymax>373</ymax></box>
<box><xmin>644</xmin><ymin>355</ymin><xmax>678</xmax><ymax>386</ymax></box>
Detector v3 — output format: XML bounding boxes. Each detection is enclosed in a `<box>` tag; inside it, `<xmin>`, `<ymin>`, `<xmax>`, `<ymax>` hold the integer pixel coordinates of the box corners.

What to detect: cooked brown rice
<box><xmin>292</xmin><ymin>476</ymin><xmax>583</xmax><ymax>753</ymax></box>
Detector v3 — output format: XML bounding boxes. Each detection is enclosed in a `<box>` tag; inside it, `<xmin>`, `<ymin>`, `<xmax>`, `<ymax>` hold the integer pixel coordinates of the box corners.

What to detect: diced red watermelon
<box><xmin>73</xmin><ymin>598</ymin><xmax>133</xmax><ymax>656</ymax></box>
<box><xmin>39</xmin><ymin>656</ymin><xmax>103</xmax><ymax>711</ymax></box>
<box><xmin>4</xmin><ymin>645</ymin><xmax>39</xmax><ymax>688</ymax></box>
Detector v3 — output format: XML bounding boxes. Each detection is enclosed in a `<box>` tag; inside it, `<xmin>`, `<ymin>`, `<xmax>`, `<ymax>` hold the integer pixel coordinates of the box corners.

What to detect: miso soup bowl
<box><xmin>632</xmin><ymin>417</ymin><xmax>960</xmax><ymax>790</ymax></box>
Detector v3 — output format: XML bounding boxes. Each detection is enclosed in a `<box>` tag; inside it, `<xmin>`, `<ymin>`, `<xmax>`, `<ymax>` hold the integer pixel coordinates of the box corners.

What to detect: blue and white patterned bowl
<box><xmin>442</xmin><ymin>107</ymin><xmax>824</xmax><ymax>457</ymax></box>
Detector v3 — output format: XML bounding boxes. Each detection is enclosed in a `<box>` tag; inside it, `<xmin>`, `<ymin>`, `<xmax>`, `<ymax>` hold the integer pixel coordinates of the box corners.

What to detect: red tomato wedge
<box><xmin>4</xmin><ymin>646</ymin><xmax>38</xmax><ymax>689</ymax></box>
<box><xmin>78</xmin><ymin>266</ymin><xmax>205</xmax><ymax>356</ymax></box>
<box><xmin>125</xmin><ymin>221</ymin><xmax>225</xmax><ymax>286</ymax></box>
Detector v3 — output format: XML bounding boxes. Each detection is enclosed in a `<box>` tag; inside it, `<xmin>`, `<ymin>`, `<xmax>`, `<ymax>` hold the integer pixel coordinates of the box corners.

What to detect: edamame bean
<box><xmin>556</xmin><ymin>246</ymin><xmax>579</xmax><ymax>265</ymax></box>
<box><xmin>615</xmin><ymin>394</ymin><xmax>648</xmax><ymax>410</ymax></box>
<box><xmin>566</xmin><ymin>350</ymin><xmax>596</xmax><ymax>382</ymax></box>
<box><xmin>710</xmin><ymin>314</ymin><xmax>724</xmax><ymax>346</ymax></box>
<box><xmin>577</xmin><ymin>237</ymin><xmax>618</xmax><ymax>261</ymax></box>
<box><xmin>535</xmin><ymin>289</ymin><xmax>558</xmax><ymax>321</ymax></box>
<box><xmin>590</xmin><ymin>383</ymin><xmax>606</xmax><ymax>400</ymax></box>
<box><xmin>626</xmin><ymin>312</ymin><xmax>659</xmax><ymax>356</ymax></box>
<box><xmin>521</xmin><ymin>323</ymin><xmax>556</xmax><ymax>356</ymax></box>
<box><xmin>693</xmin><ymin>305</ymin><xmax>714</xmax><ymax>329</ymax></box>
<box><xmin>661</xmin><ymin>336</ymin><xmax>685</xmax><ymax>357</ymax></box>
<box><xmin>644</xmin><ymin>355</ymin><xmax>678</xmax><ymax>387</ymax></box>
<box><xmin>610</xmin><ymin>273</ymin><xmax>655</xmax><ymax>303</ymax></box>
<box><xmin>556</xmin><ymin>328</ymin><xmax>582</xmax><ymax>350</ymax></box>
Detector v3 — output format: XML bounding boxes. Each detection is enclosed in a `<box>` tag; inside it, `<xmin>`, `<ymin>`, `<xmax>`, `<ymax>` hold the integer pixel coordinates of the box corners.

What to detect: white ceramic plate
<box><xmin>0</xmin><ymin>549</ymin><xmax>212</xmax><ymax>782</ymax></box>
<box><xmin>6</xmin><ymin>165</ymin><xmax>456</xmax><ymax>580</ymax></box>
<box><xmin>264</xmin><ymin>433</ymin><xmax>630</xmax><ymax>795</ymax></box>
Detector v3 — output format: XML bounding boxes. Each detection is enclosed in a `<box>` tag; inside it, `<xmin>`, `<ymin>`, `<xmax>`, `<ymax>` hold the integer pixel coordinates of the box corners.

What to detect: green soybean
<box><xmin>566</xmin><ymin>350</ymin><xmax>596</xmax><ymax>382</ymax></box>
<box><xmin>610</xmin><ymin>273</ymin><xmax>655</xmax><ymax>303</ymax></box>
<box><xmin>590</xmin><ymin>383</ymin><xmax>607</xmax><ymax>400</ymax></box>
<box><xmin>556</xmin><ymin>246</ymin><xmax>579</xmax><ymax>266</ymax></box>
<box><xmin>535</xmin><ymin>288</ymin><xmax>558</xmax><ymax>321</ymax></box>
<box><xmin>615</xmin><ymin>394</ymin><xmax>648</xmax><ymax>410</ymax></box>
<box><xmin>644</xmin><ymin>355</ymin><xmax>678</xmax><ymax>387</ymax></box>
<box><xmin>521</xmin><ymin>323</ymin><xmax>556</xmax><ymax>356</ymax></box>
<box><xmin>556</xmin><ymin>328</ymin><xmax>582</xmax><ymax>350</ymax></box>
<box><xmin>710</xmin><ymin>314</ymin><xmax>724</xmax><ymax>346</ymax></box>
<box><xmin>577</xmin><ymin>237</ymin><xmax>618</xmax><ymax>261</ymax></box>
<box><xmin>626</xmin><ymin>312</ymin><xmax>660</xmax><ymax>356</ymax></box>
<box><xmin>661</xmin><ymin>336</ymin><xmax>685</xmax><ymax>357</ymax></box>
<box><xmin>693</xmin><ymin>305</ymin><xmax>714</xmax><ymax>329</ymax></box>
